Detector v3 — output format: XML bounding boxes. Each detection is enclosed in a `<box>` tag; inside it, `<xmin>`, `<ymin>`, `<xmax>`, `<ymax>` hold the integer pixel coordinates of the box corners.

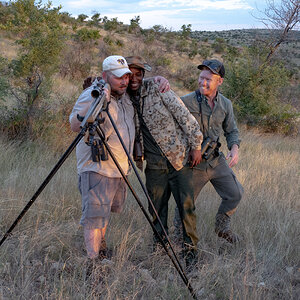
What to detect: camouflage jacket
<box><xmin>132</xmin><ymin>79</ymin><xmax>203</xmax><ymax>171</ymax></box>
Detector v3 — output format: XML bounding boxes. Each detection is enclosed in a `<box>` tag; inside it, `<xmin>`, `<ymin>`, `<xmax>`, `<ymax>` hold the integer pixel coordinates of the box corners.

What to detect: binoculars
<box><xmin>91</xmin><ymin>139</ymin><xmax>108</xmax><ymax>162</ymax></box>
<box><xmin>201</xmin><ymin>137</ymin><xmax>221</xmax><ymax>160</ymax></box>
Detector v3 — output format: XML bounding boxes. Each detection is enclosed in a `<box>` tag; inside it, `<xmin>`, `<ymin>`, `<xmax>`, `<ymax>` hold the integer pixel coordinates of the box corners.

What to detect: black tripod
<box><xmin>0</xmin><ymin>84</ymin><xmax>198</xmax><ymax>299</ymax></box>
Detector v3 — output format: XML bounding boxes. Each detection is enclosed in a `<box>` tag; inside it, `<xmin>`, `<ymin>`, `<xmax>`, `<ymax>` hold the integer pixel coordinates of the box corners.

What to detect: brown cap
<box><xmin>198</xmin><ymin>59</ymin><xmax>225</xmax><ymax>78</ymax></box>
<box><xmin>125</xmin><ymin>56</ymin><xmax>152</xmax><ymax>72</ymax></box>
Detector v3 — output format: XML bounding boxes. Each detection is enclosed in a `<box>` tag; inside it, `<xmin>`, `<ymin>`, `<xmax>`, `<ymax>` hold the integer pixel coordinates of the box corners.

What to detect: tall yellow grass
<box><xmin>0</xmin><ymin>128</ymin><xmax>299</xmax><ymax>299</ymax></box>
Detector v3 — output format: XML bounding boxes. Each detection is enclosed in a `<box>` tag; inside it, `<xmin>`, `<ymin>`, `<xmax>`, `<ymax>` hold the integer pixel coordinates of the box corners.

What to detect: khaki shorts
<box><xmin>78</xmin><ymin>171</ymin><xmax>127</xmax><ymax>229</ymax></box>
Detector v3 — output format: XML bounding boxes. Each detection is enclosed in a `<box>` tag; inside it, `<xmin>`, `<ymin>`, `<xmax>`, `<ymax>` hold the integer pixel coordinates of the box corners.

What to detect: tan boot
<box><xmin>215</xmin><ymin>213</ymin><xmax>240</xmax><ymax>244</ymax></box>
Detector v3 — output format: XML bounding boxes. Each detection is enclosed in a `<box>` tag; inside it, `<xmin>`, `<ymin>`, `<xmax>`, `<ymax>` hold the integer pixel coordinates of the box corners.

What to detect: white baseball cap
<box><xmin>102</xmin><ymin>55</ymin><xmax>132</xmax><ymax>77</ymax></box>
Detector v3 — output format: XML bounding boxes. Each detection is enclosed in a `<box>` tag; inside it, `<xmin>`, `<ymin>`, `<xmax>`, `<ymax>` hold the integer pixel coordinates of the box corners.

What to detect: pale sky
<box><xmin>45</xmin><ymin>0</ymin><xmax>276</xmax><ymax>31</ymax></box>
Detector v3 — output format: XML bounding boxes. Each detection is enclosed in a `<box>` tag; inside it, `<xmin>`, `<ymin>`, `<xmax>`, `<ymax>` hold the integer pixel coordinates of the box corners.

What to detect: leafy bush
<box><xmin>77</xmin><ymin>14</ymin><xmax>88</xmax><ymax>23</ymax></box>
<box><xmin>212</xmin><ymin>37</ymin><xmax>226</xmax><ymax>53</ymax></box>
<box><xmin>223</xmin><ymin>44</ymin><xmax>299</xmax><ymax>134</ymax></box>
<box><xmin>155</xmin><ymin>56</ymin><xmax>171</xmax><ymax>67</ymax></box>
<box><xmin>180</xmin><ymin>24</ymin><xmax>192</xmax><ymax>38</ymax></box>
<box><xmin>143</xmin><ymin>30</ymin><xmax>155</xmax><ymax>44</ymax></box>
<box><xmin>59</xmin><ymin>41</ymin><xmax>92</xmax><ymax>80</ymax></box>
<box><xmin>74</xmin><ymin>28</ymin><xmax>101</xmax><ymax>42</ymax></box>
<box><xmin>128</xmin><ymin>16</ymin><xmax>141</xmax><ymax>34</ymax></box>
<box><xmin>59</xmin><ymin>12</ymin><xmax>76</xmax><ymax>25</ymax></box>
<box><xmin>103</xmin><ymin>36</ymin><xmax>114</xmax><ymax>46</ymax></box>
<box><xmin>0</xmin><ymin>0</ymin><xmax>65</xmax><ymax>139</ymax></box>
<box><xmin>176</xmin><ymin>64</ymin><xmax>199</xmax><ymax>91</ymax></box>
<box><xmin>198</xmin><ymin>45</ymin><xmax>211</xmax><ymax>59</ymax></box>
<box><xmin>89</xmin><ymin>12</ymin><xmax>101</xmax><ymax>27</ymax></box>
<box><xmin>103</xmin><ymin>16</ymin><xmax>123</xmax><ymax>31</ymax></box>
<box><xmin>115</xmin><ymin>39</ymin><xmax>124</xmax><ymax>48</ymax></box>
<box><xmin>175</xmin><ymin>38</ymin><xmax>189</xmax><ymax>53</ymax></box>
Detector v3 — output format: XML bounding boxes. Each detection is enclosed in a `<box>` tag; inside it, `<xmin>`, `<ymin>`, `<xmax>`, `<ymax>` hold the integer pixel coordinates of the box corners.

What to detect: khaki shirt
<box><xmin>69</xmin><ymin>87</ymin><xmax>135</xmax><ymax>177</ymax></box>
<box><xmin>134</xmin><ymin>79</ymin><xmax>203</xmax><ymax>171</ymax></box>
<box><xmin>181</xmin><ymin>91</ymin><xmax>240</xmax><ymax>150</ymax></box>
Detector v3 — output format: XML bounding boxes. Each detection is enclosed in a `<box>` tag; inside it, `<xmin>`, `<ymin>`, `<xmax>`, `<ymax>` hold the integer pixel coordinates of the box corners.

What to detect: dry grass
<box><xmin>0</xmin><ymin>127</ymin><xmax>299</xmax><ymax>300</ymax></box>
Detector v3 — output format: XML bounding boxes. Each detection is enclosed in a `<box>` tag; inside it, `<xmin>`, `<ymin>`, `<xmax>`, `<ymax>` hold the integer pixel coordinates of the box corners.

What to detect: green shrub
<box><xmin>103</xmin><ymin>16</ymin><xmax>123</xmax><ymax>31</ymax></box>
<box><xmin>176</xmin><ymin>64</ymin><xmax>199</xmax><ymax>90</ymax></box>
<box><xmin>77</xmin><ymin>14</ymin><xmax>88</xmax><ymax>23</ymax></box>
<box><xmin>0</xmin><ymin>0</ymin><xmax>65</xmax><ymax>139</ymax></box>
<box><xmin>74</xmin><ymin>28</ymin><xmax>100</xmax><ymax>42</ymax></box>
<box><xmin>103</xmin><ymin>36</ymin><xmax>114</xmax><ymax>46</ymax></box>
<box><xmin>128</xmin><ymin>16</ymin><xmax>140</xmax><ymax>34</ymax></box>
<box><xmin>155</xmin><ymin>56</ymin><xmax>171</xmax><ymax>67</ymax></box>
<box><xmin>116</xmin><ymin>39</ymin><xmax>124</xmax><ymax>48</ymax></box>
<box><xmin>212</xmin><ymin>37</ymin><xmax>226</xmax><ymax>54</ymax></box>
<box><xmin>59</xmin><ymin>12</ymin><xmax>76</xmax><ymax>25</ymax></box>
<box><xmin>176</xmin><ymin>38</ymin><xmax>189</xmax><ymax>53</ymax></box>
<box><xmin>198</xmin><ymin>45</ymin><xmax>211</xmax><ymax>59</ymax></box>
<box><xmin>180</xmin><ymin>24</ymin><xmax>192</xmax><ymax>38</ymax></box>
<box><xmin>222</xmin><ymin>44</ymin><xmax>299</xmax><ymax>134</ymax></box>
<box><xmin>188</xmin><ymin>40</ymin><xmax>199</xmax><ymax>59</ymax></box>
<box><xmin>89</xmin><ymin>12</ymin><xmax>101</xmax><ymax>27</ymax></box>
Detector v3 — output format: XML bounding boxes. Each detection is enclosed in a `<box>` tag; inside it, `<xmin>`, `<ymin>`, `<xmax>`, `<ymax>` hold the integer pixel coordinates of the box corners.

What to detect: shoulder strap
<box><xmin>195</xmin><ymin>89</ymin><xmax>201</xmax><ymax>102</ymax></box>
<box><xmin>194</xmin><ymin>90</ymin><xmax>206</xmax><ymax>136</ymax></box>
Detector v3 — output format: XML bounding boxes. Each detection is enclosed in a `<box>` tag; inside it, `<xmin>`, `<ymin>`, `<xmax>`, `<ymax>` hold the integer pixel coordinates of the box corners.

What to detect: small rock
<box><xmin>286</xmin><ymin>267</ymin><xmax>294</xmax><ymax>275</ymax></box>
<box><xmin>258</xmin><ymin>282</ymin><xmax>266</xmax><ymax>287</ymax></box>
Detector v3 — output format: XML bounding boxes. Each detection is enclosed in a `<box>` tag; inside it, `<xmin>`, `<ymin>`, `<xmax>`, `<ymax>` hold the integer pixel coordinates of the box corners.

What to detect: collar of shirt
<box><xmin>202</xmin><ymin>91</ymin><xmax>219</xmax><ymax>105</ymax></box>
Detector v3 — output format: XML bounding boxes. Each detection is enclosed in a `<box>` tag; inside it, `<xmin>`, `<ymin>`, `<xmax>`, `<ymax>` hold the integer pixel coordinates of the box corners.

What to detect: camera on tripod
<box><xmin>201</xmin><ymin>137</ymin><xmax>221</xmax><ymax>160</ymax></box>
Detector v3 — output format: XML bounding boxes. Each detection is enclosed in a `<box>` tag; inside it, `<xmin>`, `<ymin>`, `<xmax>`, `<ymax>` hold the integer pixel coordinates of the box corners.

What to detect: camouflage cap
<box><xmin>125</xmin><ymin>56</ymin><xmax>152</xmax><ymax>72</ymax></box>
<box><xmin>198</xmin><ymin>59</ymin><xmax>225</xmax><ymax>78</ymax></box>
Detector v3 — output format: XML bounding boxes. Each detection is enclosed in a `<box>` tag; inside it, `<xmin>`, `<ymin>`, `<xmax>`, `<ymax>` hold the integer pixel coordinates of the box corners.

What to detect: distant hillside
<box><xmin>192</xmin><ymin>28</ymin><xmax>300</xmax><ymax>45</ymax></box>
<box><xmin>192</xmin><ymin>29</ymin><xmax>300</xmax><ymax>70</ymax></box>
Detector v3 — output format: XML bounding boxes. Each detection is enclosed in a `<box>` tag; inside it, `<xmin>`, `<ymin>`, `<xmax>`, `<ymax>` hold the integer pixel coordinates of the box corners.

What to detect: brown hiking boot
<box><xmin>215</xmin><ymin>213</ymin><xmax>240</xmax><ymax>244</ymax></box>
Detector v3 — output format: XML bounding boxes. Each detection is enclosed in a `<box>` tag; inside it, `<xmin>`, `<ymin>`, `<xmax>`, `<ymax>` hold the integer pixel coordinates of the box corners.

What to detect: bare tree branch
<box><xmin>253</xmin><ymin>0</ymin><xmax>300</xmax><ymax>62</ymax></box>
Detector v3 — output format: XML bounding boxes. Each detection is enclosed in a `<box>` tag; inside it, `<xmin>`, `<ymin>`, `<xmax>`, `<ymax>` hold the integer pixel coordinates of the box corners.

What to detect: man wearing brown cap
<box><xmin>69</xmin><ymin>55</ymin><xmax>135</xmax><ymax>262</ymax></box>
<box><xmin>174</xmin><ymin>59</ymin><xmax>244</xmax><ymax>244</ymax></box>
<box><xmin>125</xmin><ymin>56</ymin><xmax>203</xmax><ymax>269</ymax></box>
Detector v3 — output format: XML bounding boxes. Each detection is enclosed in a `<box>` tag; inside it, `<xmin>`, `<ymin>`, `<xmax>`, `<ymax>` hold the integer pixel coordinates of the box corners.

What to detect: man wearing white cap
<box><xmin>69</xmin><ymin>55</ymin><xmax>135</xmax><ymax>263</ymax></box>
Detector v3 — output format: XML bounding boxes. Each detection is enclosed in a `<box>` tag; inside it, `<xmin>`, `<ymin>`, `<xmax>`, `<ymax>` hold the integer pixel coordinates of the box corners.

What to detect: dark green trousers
<box><xmin>145</xmin><ymin>163</ymin><xmax>198</xmax><ymax>249</ymax></box>
<box><xmin>174</xmin><ymin>154</ymin><xmax>243</xmax><ymax>228</ymax></box>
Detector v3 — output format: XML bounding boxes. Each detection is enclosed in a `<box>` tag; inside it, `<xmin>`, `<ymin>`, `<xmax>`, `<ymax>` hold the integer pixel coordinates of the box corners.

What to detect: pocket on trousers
<box><xmin>86</xmin><ymin>181</ymin><xmax>111</xmax><ymax>218</ymax></box>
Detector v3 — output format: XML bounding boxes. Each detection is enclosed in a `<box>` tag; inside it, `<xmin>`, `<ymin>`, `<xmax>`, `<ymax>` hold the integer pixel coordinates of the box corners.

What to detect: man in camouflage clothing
<box><xmin>125</xmin><ymin>56</ymin><xmax>203</xmax><ymax>267</ymax></box>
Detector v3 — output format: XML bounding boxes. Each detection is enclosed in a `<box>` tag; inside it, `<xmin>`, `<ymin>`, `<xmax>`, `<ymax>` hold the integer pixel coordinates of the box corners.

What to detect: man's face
<box><xmin>198</xmin><ymin>69</ymin><xmax>223</xmax><ymax>98</ymax></box>
<box><xmin>128</xmin><ymin>67</ymin><xmax>144</xmax><ymax>91</ymax></box>
<box><xmin>103</xmin><ymin>71</ymin><xmax>130</xmax><ymax>97</ymax></box>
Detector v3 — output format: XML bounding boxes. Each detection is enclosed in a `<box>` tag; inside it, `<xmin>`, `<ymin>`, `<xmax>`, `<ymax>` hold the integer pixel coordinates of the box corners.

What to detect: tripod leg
<box><xmin>103</xmin><ymin>110</ymin><xmax>188</xmax><ymax>268</ymax></box>
<box><xmin>0</xmin><ymin>131</ymin><xmax>84</xmax><ymax>247</ymax></box>
<box><xmin>95</xmin><ymin>126</ymin><xmax>198</xmax><ymax>299</ymax></box>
